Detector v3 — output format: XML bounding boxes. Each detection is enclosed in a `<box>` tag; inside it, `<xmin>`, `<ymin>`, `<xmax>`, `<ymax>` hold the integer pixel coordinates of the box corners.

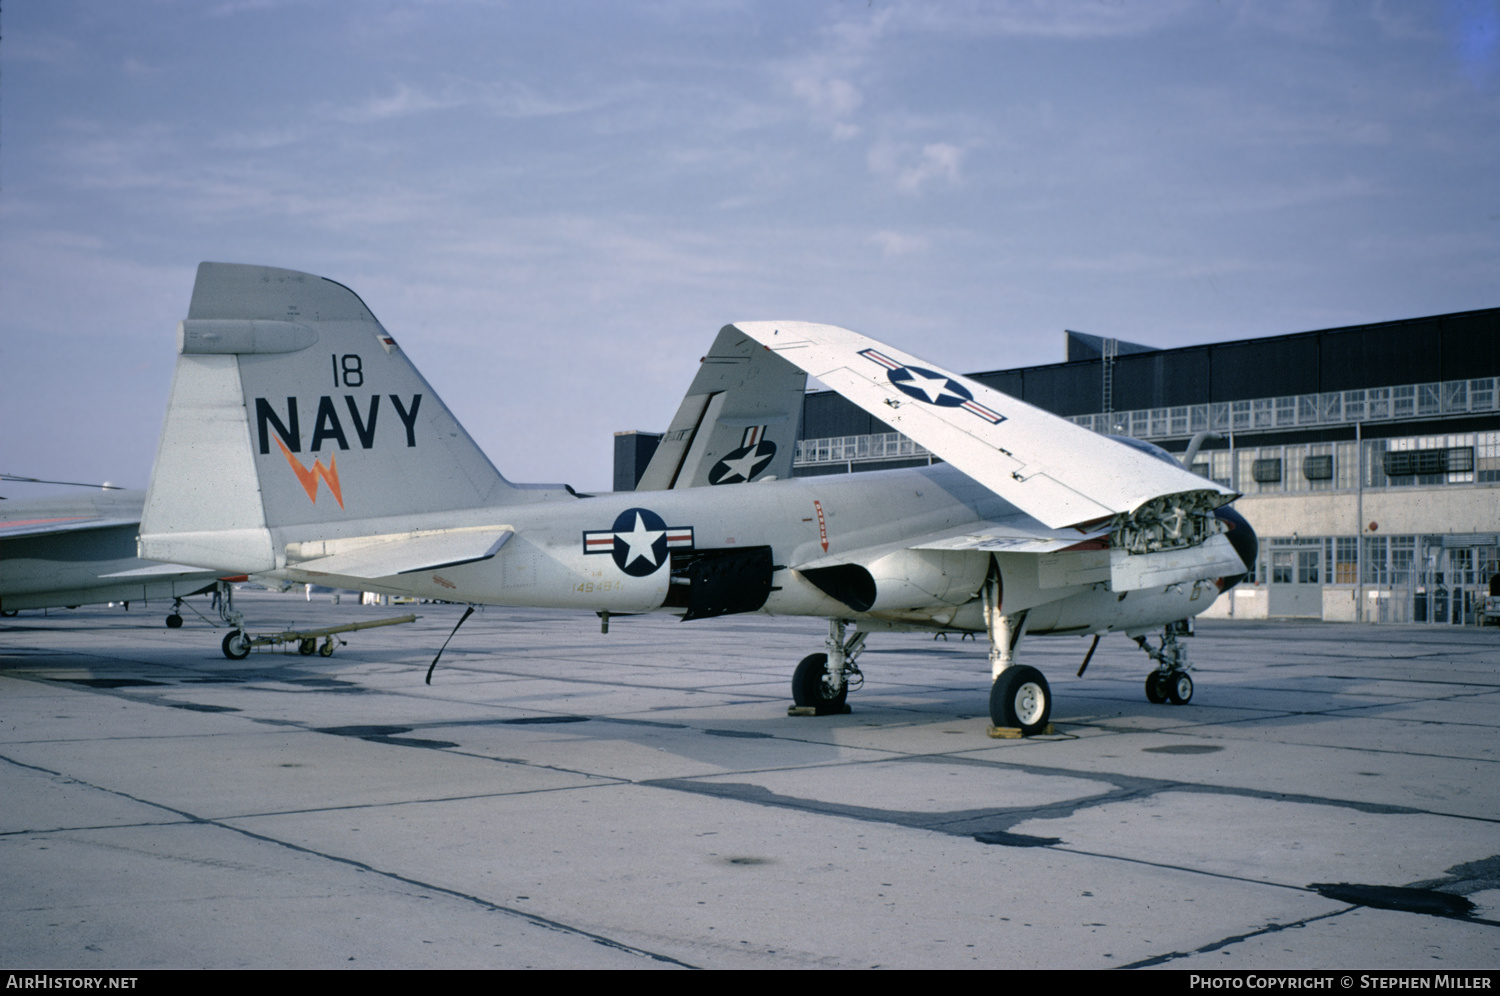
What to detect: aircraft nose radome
<box><xmin>1212</xmin><ymin>505</ymin><xmax>1258</xmax><ymax>591</ymax></box>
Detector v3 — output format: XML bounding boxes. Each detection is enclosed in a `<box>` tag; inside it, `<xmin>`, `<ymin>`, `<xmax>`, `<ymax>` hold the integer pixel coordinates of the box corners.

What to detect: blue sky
<box><xmin>4</xmin><ymin>0</ymin><xmax>1497</xmax><ymax>495</ymax></box>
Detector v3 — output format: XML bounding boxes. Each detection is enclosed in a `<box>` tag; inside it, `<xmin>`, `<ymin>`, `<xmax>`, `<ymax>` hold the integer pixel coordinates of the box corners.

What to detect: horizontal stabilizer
<box><xmin>0</xmin><ymin>517</ymin><xmax>141</xmax><ymax>539</ymax></box>
<box><xmin>287</xmin><ymin>526</ymin><xmax>513</xmax><ymax>580</ymax></box>
<box><xmin>731</xmin><ymin>321</ymin><xmax>1236</xmax><ymax>529</ymax></box>
<box><xmin>100</xmin><ymin>563</ymin><xmax>226</xmax><ymax>578</ymax></box>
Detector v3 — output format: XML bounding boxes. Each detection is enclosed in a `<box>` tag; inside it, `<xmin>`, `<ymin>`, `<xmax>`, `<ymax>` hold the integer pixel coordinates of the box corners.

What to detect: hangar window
<box><xmin>1392</xmin><ymin>385</ymin><xmax>1416</xmax><ymax>419</ymax></box>
<box><xmin>1253</xmin><ymin>399</ymin><xmax>1274</xmax><ymax>429</ymax></box>
<box><xmin>1230</xmin><ymin>401</ymin><xmax>1252</xmax><ymax>432</ymax></box>
<box><xmin>1275</xmin><ymin>396</ymin><xmax>1296</xmax><ymax>427</ymax></box>
<box><xmin>1252</xmin><ymin>458</ymin><xmax>1283</xmax><ymax>484</ymax></box>
<box><xmin>1207</xmin><ymin>450</ymin><xmax>1234</xmax><ymax>489</ymax></box>
<box><xmin>1382</xmin><ymin>447</ymin><xmax>1472</xmax><ymax>479</ymax></box>
<box><xmin>1363</xmin><ymin>536</ymin><xmax>1387</xmax><ymax>585</ymax></box>
<box><xmin>1297</xmin><ymin>550</ymin><xmax>1320</xmax><ymax>584</ymax></box>
<box><xmin>1271</xmin><ymin>551</ymin><xmax>1293</xmax><ymax>584</ymax></box>
<box><xmin>1389</xmin><ymin>537</ymin><xmax>1415</xmax><ymax>585</ymax></box>
<box><xmin>1334</xmin><ymin>538</ymin><xmax>1358</xmax><ymax>584</ymax></box>
<box><xmin>1303</xmin><ymin>454</ymin><xmax>1334</xmax><ymax>481</ymax></box>
<box><xmin>1336</xmin><ymin>442</ymin><xmax>1360</xmax><ymax>489</ymax></box>
<box><xmin>1363</xmin><ymin>535</ymin><xmax>1416</xmax><ymax>586</ymax></box>
<box><xmin>1418</xmin><ymin>383</ymin><xmax>1442</xmax><ymax>416</ymax></box>
<box><xmin>1480</xmin><ymin>432</ymin><xmax>1500</xmax><ymax>483</ymax></box>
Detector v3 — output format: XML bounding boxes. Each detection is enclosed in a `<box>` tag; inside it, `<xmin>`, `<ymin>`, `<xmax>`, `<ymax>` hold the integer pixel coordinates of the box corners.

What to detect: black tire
<box><xmin>792</xmin><ymin>653</ymin><xmax>847</xmax><ymax>713</ymax></box>
<box><xmin>222</xmin><ymin>630</ymin><xmax>250</xmax><ymax>660</ymax></box>
<box><xmin>298</xmin><ymin>638</ymin><xmax>316</xmax><ymax>656</ymax></box>
<box><xmin>990</xmin><ymin>665</ymin><xmax>1051</xmax><ymax>734</ymax></box>
<box><xmin>1145</xmin><ymin>672</ymin><xmax>1168</xmax><ymax>704</ymax></box>
<box><xmin>1</xmin><ymin>609</ymin><xmax>18</xmax><ymax>618</ymax></box>
<box><xmin>166</xmin><ymin>614</ymin><xmax>183</xmax><ymax>629</ymax></box>
<box><xmin>1166</xmin><ymin>671</ymin><xmax>1194</xmax><ymax>705</ymax></box>
<box><xmin>318</xmin><ymin>640</ymin><xmax>335</xmax><ymax>657</ymax></box>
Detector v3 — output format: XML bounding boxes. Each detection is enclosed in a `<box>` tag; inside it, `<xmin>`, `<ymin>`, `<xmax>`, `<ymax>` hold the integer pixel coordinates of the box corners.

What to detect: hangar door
<box><xmin>1268</xmin><ymin>543</ymin><xmax>1322</xmax><ymax>618</ymax></box>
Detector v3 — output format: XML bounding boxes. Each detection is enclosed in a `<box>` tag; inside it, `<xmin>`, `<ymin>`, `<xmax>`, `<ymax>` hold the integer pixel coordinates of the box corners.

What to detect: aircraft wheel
<box><xmin>1145</xmin><ymin>672</ymin><xmax>1168</xmax><ymax>704</ymax></box>
<box><xmin>166</xmin><ymin>614</ymin><xmax>183</xmax><ymax>629</ymax></box>
<box><xmin>1166</xmin><ymin>672</ymin><xmax>1194</xmax><ymax>705</ymax></box>
<box><xmin>792</xmin><ymin>653</ymin><xmax>847</xmax><ymax>713</ymax></box>
<box><xmin>990</xmin><ymin>665</ymin><xmax>1051</xmax><ymax>735</ymax></box>
<box><xmin>298</xmin><ymin>638</ymin><xmax>316</xmax><ymax>656</ymax></box>
<box><xmin>318</xmin><ymin>640</ymin><xmax>335</xmax><ymax>657</ymax></box>
<box><xmin>1</xmin><ymin>609</ymin><xmax>18</xmax><ymax>617</ymax></box>
<box><xmin>222</xmin><ymin>630</ymin><xmax>251</xmax><ymax>660</ymax></box>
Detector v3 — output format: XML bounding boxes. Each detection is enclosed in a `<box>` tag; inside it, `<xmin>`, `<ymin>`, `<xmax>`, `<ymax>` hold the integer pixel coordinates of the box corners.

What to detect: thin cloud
<box><xmin>869</xmin><ymin>140</ymin><xmax>964</xmax><ymax>193</ymax></box>
<box><xmin>869</xmin><ymin>230</ymin><xmax>930</xmax><ymax>257</ymax></box>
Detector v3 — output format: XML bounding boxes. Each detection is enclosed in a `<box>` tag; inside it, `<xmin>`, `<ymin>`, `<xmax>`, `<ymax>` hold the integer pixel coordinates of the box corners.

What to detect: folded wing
<box><xmin>732</xmin><ymin>321</ymin><xmax>1236</xmax><ymax>530</ymax></box>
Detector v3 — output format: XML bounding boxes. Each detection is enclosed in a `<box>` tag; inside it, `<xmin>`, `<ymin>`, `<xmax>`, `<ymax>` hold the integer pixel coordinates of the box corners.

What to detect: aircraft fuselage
<box><xmin>270</xmin><ymin>463</ymin><xmax>1221</xmax><ymax>638</ymax></box>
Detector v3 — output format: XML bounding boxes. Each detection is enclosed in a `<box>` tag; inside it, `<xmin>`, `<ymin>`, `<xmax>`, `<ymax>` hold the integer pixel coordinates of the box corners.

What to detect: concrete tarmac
<box><xmin>2</xmin><ymin>591</ymin><xmax>1498</xmax><ymax>969</ymax></box>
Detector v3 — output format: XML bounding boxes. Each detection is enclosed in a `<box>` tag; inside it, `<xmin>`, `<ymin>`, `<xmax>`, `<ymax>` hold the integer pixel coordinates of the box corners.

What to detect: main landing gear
<box><xmin>983</xmin><ymin>576</ymin><xmax>1052</xmax><ymax>735</ymax></box>
<box><xmin>215</xmin><ymin>581</ymin><xmax>250</xmax><ymax>659</ymax></box>
<box><xmin>1135</xmin><ymin>621</ymin><xmax>1194</xmax><ymax>705</ymax></box>
<box><xmin>790</xmin><ymin>619</ymin><xmax>865</xmax><ymax>715</ymax></box>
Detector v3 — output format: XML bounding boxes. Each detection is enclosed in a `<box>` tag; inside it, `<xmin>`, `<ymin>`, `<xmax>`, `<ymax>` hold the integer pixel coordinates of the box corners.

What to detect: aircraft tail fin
<box><xmin>633</xmin><ymin>325</ymin><xmax>805</xmax><ymax>490</ymax></box>
<box><xmin>140</xmin><ymin>263</ymin><xmax>566</xmax><ymax>573</ymax></box>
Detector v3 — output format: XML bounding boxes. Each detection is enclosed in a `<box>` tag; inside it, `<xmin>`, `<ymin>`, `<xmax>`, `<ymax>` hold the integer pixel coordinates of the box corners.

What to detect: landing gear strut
<box><xmin>166</xmin><ymin>597</ymin><xmax>184</xmax><ymax>629</ymax></box>
<box><xmin>1135</xmin><ymin>621</ymin><xmax>1194</xmax><ymax>705</ymax></box>
<box><xmin>791</xmin><ymin>619</ymin><xmax>864</xmax><ymax>714</ymax></box>
<box><xmin>215</xmin><ymin>581</ymin><xmax>249</xmax><ymax>660</ymax></box>
<box><xmin>982</xmin><ymin>575</ymin><xmax>1051</xmax><ymax>734</ymax></box>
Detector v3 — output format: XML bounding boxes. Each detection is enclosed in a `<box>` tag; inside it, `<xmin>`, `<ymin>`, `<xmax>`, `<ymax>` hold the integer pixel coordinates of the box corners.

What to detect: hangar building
<box><xmin>616</xmin><ymin>307</ymin><xmax>1500</xmax><ymax>625</ymax></box>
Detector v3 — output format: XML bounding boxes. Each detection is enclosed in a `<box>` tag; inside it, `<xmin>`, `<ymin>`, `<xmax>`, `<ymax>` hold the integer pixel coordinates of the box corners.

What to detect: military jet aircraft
<box><xmin>0</xmin><ymin>487</ymin><xmax>230</xmax><ymax>625</ymax></box>
<box><xmin>138</xmin><ymin>263</ymin><xmax>1257</xmax><ymax>733</ymax></box>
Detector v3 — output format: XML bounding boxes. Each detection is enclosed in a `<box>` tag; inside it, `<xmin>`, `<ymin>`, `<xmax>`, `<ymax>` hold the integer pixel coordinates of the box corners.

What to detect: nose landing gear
<box><xmin>790</xmin><ymin>619</ymin><xmax>865</xmax><ymax>715</ymax></box>
<box><xmin>1136</xmin><ymin>621</ymin><xmax>1194</xmax><ymax>705</ymax></box>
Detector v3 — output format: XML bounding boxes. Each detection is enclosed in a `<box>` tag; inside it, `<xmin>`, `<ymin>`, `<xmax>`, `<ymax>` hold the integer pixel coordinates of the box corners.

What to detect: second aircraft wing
<box><xmin>732</xmin><ymin>321</ymin><xmax>1236</xmax><ymax>530</ymax></box>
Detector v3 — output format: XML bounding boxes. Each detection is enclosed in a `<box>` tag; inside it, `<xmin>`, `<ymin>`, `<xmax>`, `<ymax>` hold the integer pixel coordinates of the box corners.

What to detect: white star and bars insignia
<box><xmin>583</xmin><ymin>507</ymin><xmax>695</xmax><ymax>577</ymax></box>
<box><xmin>858</xmin><ymin>347</ymin><xmax>1006</xmax><ymax>425</ymax></box>
<box><xmin>708</xmin><ymin>425</ymin><xmax>778</xmax><ymax>485</ymax></box>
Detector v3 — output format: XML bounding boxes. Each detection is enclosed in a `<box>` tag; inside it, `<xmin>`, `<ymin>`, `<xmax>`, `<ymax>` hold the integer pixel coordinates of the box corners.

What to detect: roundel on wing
<box><xmin>708</xmin><ymin>440</ymin><xmax>777</xmax><ymax>485</ymax></box>
<box><xmin>609</xmin><ymin>507</ymin><xmax>670</xmax><ymax>577</ymax></box>
<box><xmin>888</xmin><ymin>365</ymin><xmax>973</xmax><ymax>407</ymax></box>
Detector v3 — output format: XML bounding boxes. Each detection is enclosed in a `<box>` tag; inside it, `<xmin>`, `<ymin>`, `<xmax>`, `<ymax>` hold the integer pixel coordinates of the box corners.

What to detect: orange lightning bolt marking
<box><xmin>273</xmin><ymin>436</ymin><xmax>344</xmax><ymax>508</ymax></box>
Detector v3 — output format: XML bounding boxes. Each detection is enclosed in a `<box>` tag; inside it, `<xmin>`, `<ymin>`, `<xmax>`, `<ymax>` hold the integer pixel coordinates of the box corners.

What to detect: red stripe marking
<box><xmin>0</xmin><ymin>516</ymin><xmax>97</xmax><ymax>530</ymax></box>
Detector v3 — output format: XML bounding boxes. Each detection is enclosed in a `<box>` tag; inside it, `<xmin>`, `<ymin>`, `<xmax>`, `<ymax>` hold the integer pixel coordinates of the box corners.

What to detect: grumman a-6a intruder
<box><xmin>139</xmin><ymin>263</ymin><xmax>1257</xmax><ymax>734</ymax></box>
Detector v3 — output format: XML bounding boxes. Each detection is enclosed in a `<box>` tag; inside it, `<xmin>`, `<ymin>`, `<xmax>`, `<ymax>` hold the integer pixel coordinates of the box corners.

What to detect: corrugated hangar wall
<box><xmin>801</xmin><ymin>307</ymin><xmax>1500</xmax><ymax>431</ymax></box>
